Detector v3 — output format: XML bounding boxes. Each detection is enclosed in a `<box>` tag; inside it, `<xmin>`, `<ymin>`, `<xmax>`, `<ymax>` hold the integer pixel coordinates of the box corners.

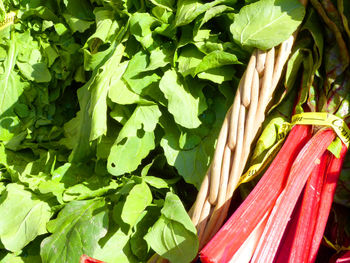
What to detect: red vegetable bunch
<box><xmin>201</xmin><ymin>0</ymin><xmax>350</xmax><ymax>262</ymax></box>
<box><xmin>201</xmin><ymin>124</ymin><xmax>347</xmax><ymax>263</ymax></box>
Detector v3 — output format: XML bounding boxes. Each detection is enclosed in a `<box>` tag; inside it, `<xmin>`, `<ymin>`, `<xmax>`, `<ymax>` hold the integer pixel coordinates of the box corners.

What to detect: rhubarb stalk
<box><xmin>275</xmin><ymin>152</ymin><xmax>329</xmax><ymax>263</ymax></box>
<box><xmin>200</xmin><ymin>125</ymin><xmax>312</xmax><ymax>263</ymax></box>
<box><xmin>251</xmin><ymin>128</ymin><xmax>336</xmax><ymax>263</ymax></box>
<box><xmin>309</xmin><ymin>142</ymin><xmax>348</xmax><ymax>263</ymax></box>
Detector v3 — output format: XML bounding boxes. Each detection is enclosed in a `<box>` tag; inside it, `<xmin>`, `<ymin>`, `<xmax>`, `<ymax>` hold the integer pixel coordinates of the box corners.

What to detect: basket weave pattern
<box><xmin>190</xmin><ymin>35</ymin><xmax>296</xmax><ymax>249</ymax></box>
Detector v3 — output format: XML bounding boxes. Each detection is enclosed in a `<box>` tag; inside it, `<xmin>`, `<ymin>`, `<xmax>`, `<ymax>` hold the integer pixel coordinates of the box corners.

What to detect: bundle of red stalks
<box><xmin>201</xmin><ymin>124</ymin><xmax>347</xmax><ymax>263</ymax></box>
<box><xmin>200</xmin><ymin>0</ymin><xmax>350</xmax><ymax>262</ymax></box>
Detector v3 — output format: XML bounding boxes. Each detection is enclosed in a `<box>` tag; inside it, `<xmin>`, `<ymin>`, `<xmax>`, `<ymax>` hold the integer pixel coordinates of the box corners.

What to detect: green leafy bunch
<box><xmin>0</xmin><ymin>0</ymin><xmax>305</xmax><ymax>262</ymax></box>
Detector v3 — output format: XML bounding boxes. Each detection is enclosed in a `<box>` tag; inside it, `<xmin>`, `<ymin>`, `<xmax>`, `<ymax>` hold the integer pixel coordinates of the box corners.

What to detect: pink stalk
<box><xmin>200</xmin><ymin>125</ymin><xmax>312</xmax><ymax>263</ymax></box>
<box><xmin>336</xmin><ymin>250</ymin><xmax>350</xmax><ymax>263</ymax></box>
<box><xmin>275</xmin><ymin>152</ymin><xmax>329</xmax><ymax>263</ymax></box>
<box><xmin>309</xmin><ymin>142</ymin><xmax>348</xmax><ymax>263</ymax></box>
<box><xmin>227</xmin><ymin>211</ymin><xmax>270</xmax><ymax>263</ymax></box>
<box><xmin>79</xmin><ymin>255</ymin><xmax>105</xmax><ymax>263</ymax></box>
<box><xmin>251</xmin><ymin>128</ymin><xmax>336</xmax><ymax>263</ymax></box>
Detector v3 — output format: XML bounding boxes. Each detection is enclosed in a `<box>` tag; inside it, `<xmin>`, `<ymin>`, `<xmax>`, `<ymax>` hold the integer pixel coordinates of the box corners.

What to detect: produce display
<box><xmin>0</xmin><ymin>0</ymin><xmax>349</xmax><ymax>263</ymax></box>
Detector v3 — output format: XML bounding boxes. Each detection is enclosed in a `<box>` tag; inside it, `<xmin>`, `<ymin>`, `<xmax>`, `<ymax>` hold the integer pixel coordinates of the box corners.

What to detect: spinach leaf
<box><xmin>145</xmin><ymin>192</ymin><xmax>199</xmax><ymax>263</ymax></box>
<box><xmin>230</xmin><ymin>0</ymin><xmax>305</xmax><ymax>50</ymax></box>
<box><xmin>40</xmin><ymin>199</ymin><xmax>108</xmax><ymax>263</ymax></box>
<box><xmin>159</xmin><ymin>69</ymin><xmax>202</xmax><ymax>129</ymax></box>
<box><xmin>0</xmin><ymin>184</ymin><xmax>52</xmax><ymax>253</ymax></box>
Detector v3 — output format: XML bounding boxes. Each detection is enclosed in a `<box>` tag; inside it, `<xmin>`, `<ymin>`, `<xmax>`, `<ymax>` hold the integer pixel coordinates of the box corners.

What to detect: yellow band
<box><xmin>291</xmin><ymin>112</ymin><xmax>350</xmax><ymax>148</ymax></box>
<box><xmin>240</xmin><ymin>112</ymin><xmax>349</xmax><ymax>185</ymax></box>
<box><xmin>0</xmin><ymin>12</ymin><xmax>16</xmax><ymax>31</ymax></box>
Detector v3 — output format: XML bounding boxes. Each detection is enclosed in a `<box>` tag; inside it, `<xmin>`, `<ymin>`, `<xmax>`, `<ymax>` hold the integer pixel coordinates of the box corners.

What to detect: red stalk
<box><xmin>79</xmin><ymin>255</ymin><xmax>105</xmax><ymax>263</ymax></box>
<box><xmin>335</xmin><ymin>250</ymin><xmax>350</xmax><ymax>263</ymax></box>
<box><xmin>273</xmin><ymin>190</ymin><xmax>303</xmax><ymax>263</ymax></box>
<box><xmin>275</xmin><ymin>152</ymin><xmax>329</xmax><ymax>263</ymax></box>
<box><xmin>309</xmin><ymin>142</ymin><xmax>348</xmax><ymax>263</ymax></box>
<box><xmin>251</xmin><ymin>128</ymin><xmax>336</xmax><ymax>263</ymax></box>
<box><xmin>200</xmin><ymin>125</ymin><xmax>312</xmax><ymax>263</ymax></box>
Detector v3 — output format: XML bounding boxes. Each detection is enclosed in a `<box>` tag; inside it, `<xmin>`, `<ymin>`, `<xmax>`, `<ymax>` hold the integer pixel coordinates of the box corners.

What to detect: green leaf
<box><xmin>144</xmin><ymin>176</ymin><xmax>180</xmax><ymax>189</ymax></box>
<box><xmin>63</xmin><ymin>0</ymin><xmax>94</xmax><ymax>21</ymax></box>
<box><xmin>161</xmin><ymin>192</ymin><xmax>197</xmax><ymax>233</ymax></box>
<box><xmin>107</xmin><ymin>132</ymin><xmax>156</xmax><ymax>176</ymax></box>
<box><xmin>63</xmin><ymin>13</ymin><xmax>94</xmax><ymax>33</ymax></box>
<box><xmin>197</xmin><ymin>66</ymin><xmax>235</xmax><ymax>84</ymax></box>
<box><xmin>144</xmin><ymin>192</ymin><xmax>198</xmax><ymax>263</ymax></box>
<box><xmin>123</xmin><ymin>51</ymin><xmax>160</xmax><ymax>94</ymax></box>
<box><xmin>89</xmin><ymin>43</ymin><xmax>125</xmax><ymax>141</ymax></box>
<box><xmin>62</xmin><ymin>176</ymin><xmax>119</xmax><ymax>202</ymax></box>
<box><xmin>177</xmin><ymin>45</ymin><xmax>204</xmax><ymax>77</ymax></box>
<box><xmin>117</xmin><ymin>105</ymin><xmax>162</xmax><ymax>142</ymax></box>
<box><xmin>108</xmin><ymin>62</ymin><xmax>149</xmax><ymax>105</ymax></box>
<box><xmin>284</xmin><ymin>49</ymin><xmax>304</xmax><ymax>92</ymax></box>
<box><xmin>194</xmin><ymin>50</ymin><xmax>240</xmax><ymax>74</ymax></box>
<box><xmin>92</xmin><ymin>225</ymin><xmax>138</xmax><ymax>263</ymax></box>
<box><xmin>130</xmin><ymin>12</ymin><xmax>160</xmax><ymax>50</ymax></box>
<box><xmin>301</xmin><ymin>8</ymin><xmax>324</xmax><ymax>71</ymax></box>
<box><xmin>0</xmin><ymin>251</ymin><xmax>41</xmax><ymax>263</ymax></box>
<box><xmin>0</xmin><ymin>184</ymin><xmax>52</xmax><ymax>252</ymax></box>
<box><xmin>230</xmin><ymin>0</ymin><xmax>305</xmax><ymax>50</ymax></box>
<box><xmin>148</xmin><ymin>0</ymin><xmax>175</xmax><ymax>11</ymax></box>
<box><xmin>40</xmin><ymin>199</ymin><xmax>108</xmax><ymax>263</ymax></box>
<box><xmin>121</xmin><ymin>182</ymin><xmax>153</xmax><ymax>227</ymax></box>
<box><xmin>16</xmin><ymin>62</ymin><xmax>52</xmax><ymax>83</ymax></box>
<box><xmin>161</xmin><ymin>131</ymin><xmax>211</xmax><ymax>188</ymax></box>
<box><xmin>0</xmin><ymin>34</ymin><xmax>24</xmax><ymax>141</ymax></box>
<box><xmin>107</xmin><ymin>104</ymin><xmax>161</xmax><ymax>176</ymax></box>
<box><xmin>327</xmin><ymin>137</ymin><xmax>342</xmax><ymax>158</ymax></box>
<box><xmin>195</xmin><ymin>4</ymin><xmax>234</xmax><ymax>31</ymax></box>
<box><xmin>61</xmin><ymin>85</ymin><xmax>94</xmax><ymax>162</ymax></box>
<box><xmin>147</xmin><ymin>46</ymin><xmax>173</xmax><ymax>71</ymax></box>
<box><xmin>62</xmin><ymin>43</ymin><xmax>126</xmax><ymax>161</ymax></box>
<box><xmin>175</xmin><ymin>0</ymin><xmax>227</xmax><ymax>27</ymax></box>
<box><xmin>159</xmin><ymin>96</ymin><xmax>225</xmax><ymax>188</ymax></box>
<box><xmin>159</xmin><ymin>69</ymin><xmax>202</xmax><ymax>128</ymax></box>
<box><xmin>87</xmin><ymin>8</ymin><xmax>118</xmax><ymax>47</ymax></box>
<box><xmin>130</xmin><ymin>206</ymin><xmax>161</xmax><ymax>260</ymax></box>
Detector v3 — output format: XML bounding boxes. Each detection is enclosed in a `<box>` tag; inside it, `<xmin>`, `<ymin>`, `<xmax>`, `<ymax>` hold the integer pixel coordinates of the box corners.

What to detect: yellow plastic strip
<box><xmin>0</xmin><ymin>12</ymin><xmax>16</xmax><ymax>31</ymax></box>
<box><xmin>239</xmin><ymin>112</ymin><xmax>349</xmax><ymax>185</ymax></box>
<box><xmin>239</xmin><ymin>122</ymin><xmax>291</xmax><ymax>184</ymax></box>
<box><xmin>291</xmin><ymin>112</ymin><xmax>350</xmax><ymax>148</ymax></box>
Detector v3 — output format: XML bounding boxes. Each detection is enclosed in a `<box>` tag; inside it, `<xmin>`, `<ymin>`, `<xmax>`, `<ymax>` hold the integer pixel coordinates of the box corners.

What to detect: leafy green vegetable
<box><xmin>121</xmin><ymin>182</ymin><xmax>152</xmax><ymax>227</ymax></box>
<box><xmin>0</xmin><ymin>0</ymin><xmax>306</xmax><ymax>261</ymax></box>
<box><xmin>159</xmin><ymin>69</ymin><xmax>203</xmax><ymax>129</ymax></box>
<box><xmin>145</xmin><ymin>192</ymin><xmax>199</xmax><ymax>263</ymax></box>
<box><xmin>230</xmin><ymin>0</ymin><xmax>305</xmax><ymax>50</ymax></box>
<box><xmin>0</xmin><ymin>184</ymin><xmax>52</xmax><ymax>253</ymax></box>
<box><xmin>40</xmin><ymin>199</ymin><xmax>108</xmax><ymax>263</ymax></box>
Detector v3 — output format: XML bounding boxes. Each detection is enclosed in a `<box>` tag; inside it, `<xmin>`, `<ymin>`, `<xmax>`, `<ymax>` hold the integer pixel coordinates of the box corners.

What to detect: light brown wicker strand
<box><xmin>256</xmin><ymin>50</ymin><xmax>266</xmax><ymax>76</ymax></box>
<box><xmin>191</xmin><ymin>170</ymin><xmax>210</xmax><ymax>226</ymax></box>
<box><xmin>197</xmin><ymin>198</ymin><xmax>212</xmax><ymax>249</ymax></box>
<box><xmin>242</xmin><ymin>53</ymin><xmax>257</xmax><ymax>107</ymax></box>
<box><xmin>254</xmin><ymin>47</ymin><xmax>275</xmax><ymax>135</ymax></box>
<box><xmin>199</xmin><ymin>145</ymin><xmax>232</xmax><ymax>247</ymax></box>
<box><xmin>209</xmin><ymin>107</ymin><xmax>231</xmax><ymax>204</ymax></box>
<box><xmin>240</xmin><ymin>68</ymin><xmax>260</xmax><ymax>170</ymax></box>
<box><xmin>226</xmin><ymin>104</ymin><xmax>246</xmax><ymax>201</ymax></box>
<box><xmin>227</xmin><ymin>76</ymin><xmax>243</xmax><ymax>149</ymax></box>
<box><xmin>216</xmin><ymin>146</ymin><xmax>232</xmax><ymax>212</ymax></box>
